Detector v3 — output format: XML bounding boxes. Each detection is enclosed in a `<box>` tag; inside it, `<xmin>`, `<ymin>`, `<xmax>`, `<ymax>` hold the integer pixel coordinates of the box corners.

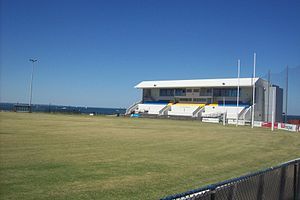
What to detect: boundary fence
<box><xmin>161</xmin><ymin>158</ymin><xmax>300</xmax><ymax>200</ymax></box>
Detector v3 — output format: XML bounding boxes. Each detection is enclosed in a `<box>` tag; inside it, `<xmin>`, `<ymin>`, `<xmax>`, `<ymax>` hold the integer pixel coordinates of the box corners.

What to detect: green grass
<box><xmin>0</xmin><ymin>112</ymin><xmax>299</xmax><ymax>200</ymax></box>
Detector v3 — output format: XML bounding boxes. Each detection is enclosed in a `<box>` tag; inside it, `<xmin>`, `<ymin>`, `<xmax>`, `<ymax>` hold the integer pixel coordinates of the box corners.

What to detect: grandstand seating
<box><xmin>134</xmin><ymin>100</ymin><xmax>249</xmax><ymax>120</ymax></box>
<box><xmin>202</xmin><ymin>105</ymin><xmax>248</xmax><ymax>119</ymax></box>
<box><xmin>168</xmin><ymin>103</ymin><xmax>205</xmax><ymax>117</ymax></box>
<box><xmin>137</xmin><ymin>102</ymin><xmax>168</xmax><ymax>115</ymax></box>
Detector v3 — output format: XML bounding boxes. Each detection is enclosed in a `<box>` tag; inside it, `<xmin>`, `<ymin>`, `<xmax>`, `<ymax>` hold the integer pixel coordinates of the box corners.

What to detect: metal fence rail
<box><xmin>161</xmin><ymin>159</ymin><xmax>300</xmax><ymax>200</ymax></box>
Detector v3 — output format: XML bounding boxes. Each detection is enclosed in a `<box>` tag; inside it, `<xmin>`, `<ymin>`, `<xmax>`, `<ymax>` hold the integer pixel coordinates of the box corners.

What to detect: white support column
<box><xmin>251</xmin><ymin>53</ymin><xmax>256</xmax><ymax>128</ymax></box>
<box><xmin>236</xmin><ymin>59</ymin><xmax>241</xmax><ymax>126</ymax></box>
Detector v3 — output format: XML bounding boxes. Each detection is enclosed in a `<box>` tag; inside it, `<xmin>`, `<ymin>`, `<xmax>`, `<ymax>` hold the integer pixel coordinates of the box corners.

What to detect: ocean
<box><xmin>0</xmin><ymin>103</ymin><xmax>126</xmax><ymax>115</ymax></box>
<box><xmin>1</xmin><ymin>102</ymin><xmax>299</xmax><ymax>120</ymax></box>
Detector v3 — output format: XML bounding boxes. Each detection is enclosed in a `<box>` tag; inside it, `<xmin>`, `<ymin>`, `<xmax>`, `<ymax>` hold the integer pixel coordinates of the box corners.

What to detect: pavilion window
<box><xmin>175</xmin><ymin>89</ymin><xmax>186</xmax><ymax>96</ymax></box>
<box><xmin>160</xmin><ymin>89</ymin><xmax>174</xmax><ymax>96</ymax></box>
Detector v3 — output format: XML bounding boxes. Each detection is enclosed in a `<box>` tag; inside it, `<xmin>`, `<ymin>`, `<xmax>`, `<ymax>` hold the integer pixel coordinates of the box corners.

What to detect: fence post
<box><xmin>296</xmin><ymin>161</ymin><xmax>300</xmax><ymax>200</ymax></box>
<box><xmin>227</xmin><ymin>184</ymin><xmax>235</xmax><ymax>200</ymax></box>
<box><xmin>294</xmin><ymin>163</ymin><xmax>299</xmax><ymax>200</ymax></box>
<box><xmin>279</xmin><ymin>166</ymin><xmax>287</xmax><ymax>200</ymax></box>
<box><xmin>257</xmin><ymin>174</ymin><xmax>264</xmax><ymax>200</ymax></box>
<box><xmin>210</xmin><ymin>189</ymin><xmax>216</xmax><ymax>200</ymax></box>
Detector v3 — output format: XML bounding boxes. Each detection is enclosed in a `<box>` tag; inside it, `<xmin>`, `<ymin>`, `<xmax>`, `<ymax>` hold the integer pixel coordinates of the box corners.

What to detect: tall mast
<box><xmin>236</xmin><ymin>59</ymin><xmax>240</xmax><ymax>126</ymax></box>
<box><xmin>267</xmin><ymin>70</ymin><xmax>271</xmax><ymax>122</ymax></box>
<box><xmin>251</xmin><ymin>53</ymin><xmax>256</xmax><ymax>128</ymax></box>
<box><xmin>285</xmin><ymin>65</ymin><xmax>288</xmax><ymax>123</ymax></box>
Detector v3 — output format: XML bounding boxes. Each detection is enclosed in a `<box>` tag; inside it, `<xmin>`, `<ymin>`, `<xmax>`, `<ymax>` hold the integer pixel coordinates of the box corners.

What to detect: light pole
<box><xmin>236</xmin><ymin>59</ymin><xmax>241</xmax><ymax>126</ymax></box>
<box><xmin>29</xmin><ymin>59</ymin><xmax>37</xmax><ymax>112</ymax></box>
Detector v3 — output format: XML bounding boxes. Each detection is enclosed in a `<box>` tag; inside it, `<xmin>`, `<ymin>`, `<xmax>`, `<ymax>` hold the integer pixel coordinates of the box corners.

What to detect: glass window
<box><xmin>229</xmin><ymin>89</ymin><xmax>237</xmax><ymax>97</ymax></box>
<box><xmin>200</xmin><ymin>88</ymin><xmax>212</xmax><ymax>96</ymax></box>
<box><xmin>193</xmin><ymin>89</ymin><xmax>200</xmax><ymax>93</ymax></box>
<box><xmin>160</xmin><ymin>89</ymin><xmax>174</xmax><ymax>96</ymax></box>
<box><xmin>186</xmin><ymin>89</ymin><xmax>192</xmax><ymax>93</ymax></box>
<box><xmin>213</xmin><ymin>88</ymin><xmax>238</xmax><ymax>97</ymax></box>
<box><xmin>213</xmin><ymin>89</ymin><xmax>221</xmax><ymax>96</ymax></box>
<box><xmin>175</xmin><ymin>89</ymin><xmax>186</xmax><ymax>96</ymax></box>
<box><xmin>179</xmin><ymin>98</ymin><xmax>192</xmax><ymax>102</ymax></box>
<box><xmin>193</xmin><ymin>98</ymin><xmax>206</xmax><ymax>102</ymax></box>
<box><xmin>143</xmin><ymin>89</ymin><xmax>151</xmax><ymax>97</ymax></box>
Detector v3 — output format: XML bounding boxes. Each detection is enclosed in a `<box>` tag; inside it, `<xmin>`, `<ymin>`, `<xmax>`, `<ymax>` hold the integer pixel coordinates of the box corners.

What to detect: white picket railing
<box><xmin>125</xmin><ymin>101</ymin><xmax>141</xmax><ymax>115</ymax></box>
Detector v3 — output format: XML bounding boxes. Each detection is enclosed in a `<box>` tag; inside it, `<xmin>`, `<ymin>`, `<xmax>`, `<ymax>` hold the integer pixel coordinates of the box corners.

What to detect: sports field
<box><xmin>0</xmin><ymin>112</ymin><xmax>299</xmax><ymax>200</ymax></box>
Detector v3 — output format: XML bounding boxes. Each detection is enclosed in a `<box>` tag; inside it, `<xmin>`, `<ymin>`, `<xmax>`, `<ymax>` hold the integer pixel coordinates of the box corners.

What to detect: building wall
<box><xmin>253</xmin><ymin>79</ymin><xmax>283</xmax><ymax>122</ymax></box>
<box><xmin>263</xmin><ymin>86</ymin><xmax>283</xmax><ymax>122</ymax></box>
<box><xmin>254</xmin><ymin>86</ymin><xmax>265</xmax><ymax>121</ymax></box>
<box><xmin>213</xmin><ymin>87</ymin><xmax>252</xmax><ymax>104</ymax></box>
<box><xmin>275</xmin><ymin>86</ymin><xmax>283</xmax><ymax>122</ymax></box>
<box><xmin>144</xmin><ymin>87</ymin><xmax>253</xmax><ymax>104</ymax></box>
<box><xmin>262</xmin><ymin>80</ymin><xmax>271</xmax><ymax>122</ymax></box>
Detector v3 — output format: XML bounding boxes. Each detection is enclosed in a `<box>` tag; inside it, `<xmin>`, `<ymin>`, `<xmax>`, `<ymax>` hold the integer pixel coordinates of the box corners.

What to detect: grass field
<box><xmin>0</xmin><ymin>112</ymin><xmax>299</xmax><ymax>200</ymax></box>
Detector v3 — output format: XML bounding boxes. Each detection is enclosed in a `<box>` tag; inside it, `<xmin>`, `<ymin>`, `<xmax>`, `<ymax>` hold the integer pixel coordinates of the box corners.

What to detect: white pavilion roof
<box><xmin>135</xmin><ymin>78</ymin><xmax>260</xmax><ymax>88</ymax></box>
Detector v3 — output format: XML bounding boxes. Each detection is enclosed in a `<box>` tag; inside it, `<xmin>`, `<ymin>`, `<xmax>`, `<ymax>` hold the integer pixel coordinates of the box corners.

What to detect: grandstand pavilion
<box><xmin>127</xmin><ymin>77</ymin><xmax>283</xmax><ymax>123</ymax></box>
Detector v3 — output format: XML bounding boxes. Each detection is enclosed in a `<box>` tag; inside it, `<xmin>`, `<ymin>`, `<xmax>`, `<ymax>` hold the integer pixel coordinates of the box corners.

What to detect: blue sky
<box><xmin>1</xmin><ymin>0</ymin><xmax>299</xmax><ymax>113</ymax></box>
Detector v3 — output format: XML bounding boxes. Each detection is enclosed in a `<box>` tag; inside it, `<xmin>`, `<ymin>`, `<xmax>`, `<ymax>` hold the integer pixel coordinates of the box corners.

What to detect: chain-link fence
<box><xmin>161</xmin><ymin>159</ymin><xmax>300</xmax><ymax>200</ymax></box>
<box><xmin>261</xmin><ymin>65</ymin><xmax>300</xmax><ymax>120</ymax></box>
